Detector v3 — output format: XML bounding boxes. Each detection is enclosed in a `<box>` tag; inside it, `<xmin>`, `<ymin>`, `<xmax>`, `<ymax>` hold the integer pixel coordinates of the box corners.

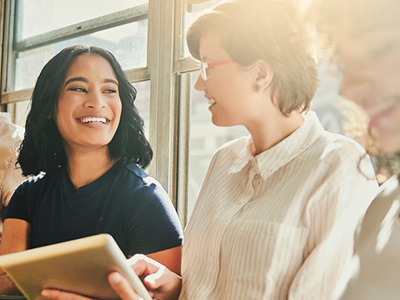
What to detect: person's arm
<box><xmin>0</xmin><ymin>218</ymin><xmax>30</xmax><ymax>294</ymax></box>
<box><xmin>125</xmin><ymin>254</ymin><xmax>181</xmax><ymax>300</ymax></box>
<box><xmin>147</xmin><ymin>245</ymin><xmax>182</xmax><ymax>276</ymax></box>
<box><xmin>124</xmin><ymin>180</ymin><xmax>184</xmax><ymax>276</ymax></box>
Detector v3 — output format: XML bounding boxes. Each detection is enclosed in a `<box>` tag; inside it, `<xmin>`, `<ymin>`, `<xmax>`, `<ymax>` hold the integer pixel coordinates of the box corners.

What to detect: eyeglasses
<box><xmin>199</xmin><ymin>60</ymin><xmax>235</xmax><ymax>80</ymax></box>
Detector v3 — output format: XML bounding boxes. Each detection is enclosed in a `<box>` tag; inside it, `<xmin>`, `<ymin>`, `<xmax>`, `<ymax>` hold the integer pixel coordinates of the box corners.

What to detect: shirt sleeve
<box><xmin>123</xmin><ymin>178</ymin><xmax>184</xmax><ymax>255</ymax></box>
<box><xmin>287</xmin><ymin>154</ymin><xmax>379</xmax><ymax>299</ymax></box>
<box><xmin>4</xmin><ymin>179</ymin><xmax>31</xmax><ymax>222</ymax></box>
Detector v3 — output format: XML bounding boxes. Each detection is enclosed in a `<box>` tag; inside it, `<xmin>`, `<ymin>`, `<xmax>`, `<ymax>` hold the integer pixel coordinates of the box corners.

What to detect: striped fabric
<box><xmin>340</xmin><ymin>175</ymin><xmax>400</xmax><ymax>299</ymax></box>
<box><xmin>180</xmin><ymin>112</ymin><xmax>379</xmax><ymax>300</ymax></box>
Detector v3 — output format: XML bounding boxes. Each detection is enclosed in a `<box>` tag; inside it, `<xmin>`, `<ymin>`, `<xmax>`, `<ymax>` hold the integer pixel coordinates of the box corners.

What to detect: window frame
<box><xmin>0</xmin><ymin>0</ymin><xmax>217</xmax><ymax>226</ymax></box>
<box><xmin>0</xmin><ymin>1</ymin><xmax>150</xmax><ymax>106</ymax></box>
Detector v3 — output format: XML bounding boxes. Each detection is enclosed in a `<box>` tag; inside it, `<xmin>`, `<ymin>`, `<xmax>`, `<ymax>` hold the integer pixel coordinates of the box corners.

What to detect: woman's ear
<box><xmin>253</xmin><ymin>60</ymin><xmax>273</xmax><ymax>92</ymax></box>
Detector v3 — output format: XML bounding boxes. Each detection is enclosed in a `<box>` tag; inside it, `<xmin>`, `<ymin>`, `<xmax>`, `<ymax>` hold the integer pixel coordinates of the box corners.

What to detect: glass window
<box><xmin>182</xmin><ymin>0</ymin><xmax>222</xmax><ymax>57</ymax></box>
<box><xmin>6</xmin><ymin>0</ymin><xmax>149</xmax><ymax>92</ymax></box>
<box><xmin>187</xmin><ymin>72</ymin><xmax>248</xmax><ymax>218</ymax></box>
<box><xmin>133</xmin><ymin>80</ymin><xmax>151</xmax><ymax>138</ymax></box>
<box><xmin>17</xmin><ymin>0</ymin><xmax>148</xmax><ymax>39</ymax></box>
<box><xmin>13</xmin><ymin>21</ymin><xmax>148</xmax><ymax>91</ymax></box>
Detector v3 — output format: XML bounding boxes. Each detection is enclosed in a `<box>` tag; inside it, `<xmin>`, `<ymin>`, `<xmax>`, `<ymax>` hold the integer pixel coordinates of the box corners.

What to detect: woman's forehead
<box><xmin>65</xmin><ymin>54</ymin><xmax>116</xmax><ymax>80</ymax></box>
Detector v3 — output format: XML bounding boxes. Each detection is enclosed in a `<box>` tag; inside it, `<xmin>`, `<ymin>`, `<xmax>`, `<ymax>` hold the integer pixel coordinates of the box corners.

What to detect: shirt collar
<box><xmin>229</xmin><ymin>112</ymin><xmax>324</xmax><ymax>180</ymax></box>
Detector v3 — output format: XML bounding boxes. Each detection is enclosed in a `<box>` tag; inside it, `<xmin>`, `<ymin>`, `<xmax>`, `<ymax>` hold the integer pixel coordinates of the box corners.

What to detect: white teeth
<box><xmin>208</xmin><ymin>98</ymin><xmax>216</xmax><ymax>106</ymax></box>
<box><xmin>80</xmin><ymin>117</ymin><xmax>107</xmax><ymax>124</ymax></box>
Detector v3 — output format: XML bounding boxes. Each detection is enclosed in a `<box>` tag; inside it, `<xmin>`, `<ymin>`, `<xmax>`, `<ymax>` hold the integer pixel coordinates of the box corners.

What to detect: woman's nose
<box><xmin>194</xmin><ymin>74</ymin><xmax>206</xmax><ymax>91</ymax></box>
<box><xmin>85</xmin><ymin>91</ymin><xmax>106</xmax><ymax>109</ymax></box>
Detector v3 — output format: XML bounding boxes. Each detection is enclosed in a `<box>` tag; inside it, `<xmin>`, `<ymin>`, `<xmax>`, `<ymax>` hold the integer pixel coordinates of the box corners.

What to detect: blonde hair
<box><xmin>309</xmin><ymin>0</ymin><xmax>400</xmax><ymax>178</ymax></box>
<box><xmin>187</xmin><ymin>0</ymin><xmax>318</xmax><ymax>116</ymax></box>
<box><xmin>342</xmin><ymin>101</ymin><xmax>400</xmax><ymax>180</ymax></box>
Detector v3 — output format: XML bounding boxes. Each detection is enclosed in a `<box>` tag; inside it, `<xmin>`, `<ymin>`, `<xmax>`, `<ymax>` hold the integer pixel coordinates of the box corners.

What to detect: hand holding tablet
<box><xmin>0</xmin><ymin>234</ymin><xmax>151</xmax><ymax>300</ymax></box>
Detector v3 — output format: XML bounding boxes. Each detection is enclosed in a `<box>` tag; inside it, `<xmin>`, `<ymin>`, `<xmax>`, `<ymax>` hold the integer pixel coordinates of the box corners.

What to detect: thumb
<box><xmin>143</xmin><ymin>269</ymin><xmax>165</xmax><ymax>289</ymax></box>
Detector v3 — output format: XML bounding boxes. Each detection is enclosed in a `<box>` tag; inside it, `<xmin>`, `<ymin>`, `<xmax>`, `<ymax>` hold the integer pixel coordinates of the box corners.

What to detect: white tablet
<box><xmin>0</xmin><ymin>234</ymin><xmax>152</xmax><ymax>300</ymax></box>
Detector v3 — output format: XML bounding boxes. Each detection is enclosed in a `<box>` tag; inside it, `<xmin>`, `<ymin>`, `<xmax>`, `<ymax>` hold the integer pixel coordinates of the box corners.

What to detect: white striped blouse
<box><xmin>180</xmin><ymin>112</ymin><xmax>379</xmax><ymax>300</ymax></box>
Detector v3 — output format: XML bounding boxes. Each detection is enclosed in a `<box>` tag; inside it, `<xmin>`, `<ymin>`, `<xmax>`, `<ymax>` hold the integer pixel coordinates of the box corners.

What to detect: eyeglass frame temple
<box><xmin>199</xmin><ymin>60</ymin><xmax>235</xmax><ymax>80</ymax></box>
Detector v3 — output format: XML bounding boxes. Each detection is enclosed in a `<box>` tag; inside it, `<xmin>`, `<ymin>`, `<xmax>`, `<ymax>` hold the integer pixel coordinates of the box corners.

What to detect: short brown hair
<box><xmin>187</xmin><ymin>0</ymin><xmax>318</xmax><ymax>115</ymax></box>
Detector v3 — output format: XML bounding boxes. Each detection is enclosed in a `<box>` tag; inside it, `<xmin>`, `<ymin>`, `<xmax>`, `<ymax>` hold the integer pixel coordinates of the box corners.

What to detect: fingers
<box><xmin>144</xmin><ymin>268</ymin><xmax>182</xmax><ymax>300</ymax></box>
<box><xmin>143</xmin><ymin>266</ymin><xmax>168</xmax><ymax>289</ymax></box>
<box><xmin>129</xmin><ymin>254</ymin><xmax>161</xmax><ymax>277</ymax></box>
<box><xmin>41</xmin><ymin>289</ymin><xmax>92</xmax><ymax>300</ymax></box>
<box><xmin>126</xmin><ymin>254</ymin><xmax>181</xmax><ymax>299</ymax></box>
<box><xmin>41</xmin><ymin>273</ymin><xmax>145</xmax><ymax>300</ymax></box>
<box><xmin>108</xmin><ymin>272</ymin><xmax>144</xmax><ymax>300</ymax></box>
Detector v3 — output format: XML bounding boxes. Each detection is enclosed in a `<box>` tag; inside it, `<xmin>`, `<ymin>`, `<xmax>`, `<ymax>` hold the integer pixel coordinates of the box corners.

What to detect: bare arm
<box><xmin>147</xmin><ymin>245</ymin><xmax>182</xmax><ymax>276</ymax></box>
<box><xmin>0</xmin><ymin>218</ymin><xmax>30</xmax><ymax>295</ymax></box>
<box><xmin>128</xmin><ymin>254</ymin><xmax>181</xmax><ymax>300</ymax></box>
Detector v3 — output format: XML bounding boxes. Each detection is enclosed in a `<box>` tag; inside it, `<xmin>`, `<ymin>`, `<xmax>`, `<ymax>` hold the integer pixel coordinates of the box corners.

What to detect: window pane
<box><xmin>134</xmin><ymin>80</ymin><xmax>151</xmax><ymax>139</ymax></box>
<box><xmin>183</xmin><ymin>0</ymin><xmax>222</xmax><ymax>57</ymax></box>
<box><xmin>18</xmin><ymin>0</ymin><xmax>148</xmax><ymax>39</ymax></box>
<box><xmin>187</xmin><ymin>72</ymin><xmax>248</xmax><ymax>218</ymax></box>
<box><xmin>12</xmin><ymin>21</ymin><xmax>148</xmax><ymax>91</ymax></box>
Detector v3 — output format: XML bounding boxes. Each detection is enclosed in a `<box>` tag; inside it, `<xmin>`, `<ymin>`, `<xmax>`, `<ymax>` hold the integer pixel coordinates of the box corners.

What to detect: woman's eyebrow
<box><xmin>64</xmin><ymin>77</ymin><xmax>118</xmax><ymax>86</ymax></box>
<box><xmin>104</xmin><ymin>78</ymin><xmax>119</xmax><ymax>85</ymax></box>
<box><xmin>64</xmin><ymin>77</ymin><xmax>88</xmax><ymax>86</ymax></box>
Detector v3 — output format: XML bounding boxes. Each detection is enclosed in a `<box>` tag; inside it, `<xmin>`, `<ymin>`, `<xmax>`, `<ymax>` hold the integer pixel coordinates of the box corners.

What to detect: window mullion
<box><xmin>147</xmin><ymin>0</ymin><xmax>176</xmax><ymax>194</ymax></box>
<box><xmin>14</xmin><ymin>5</ymin><xmax>148</xmax><ymax>52</ymax></box>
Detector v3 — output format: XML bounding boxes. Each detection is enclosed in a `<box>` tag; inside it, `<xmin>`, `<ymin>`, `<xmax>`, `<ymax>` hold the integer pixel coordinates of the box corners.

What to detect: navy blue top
<box><xmin>5</xmin><ymin>160</ymin><xmax>183</xmax><ymax>257</ymax></box>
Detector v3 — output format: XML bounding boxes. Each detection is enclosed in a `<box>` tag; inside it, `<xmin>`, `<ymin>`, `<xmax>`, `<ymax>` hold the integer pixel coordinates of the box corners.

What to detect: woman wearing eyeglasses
<box><xmin>42</xmin><ymin>1</ymin><xmax>379</xmax><ymax>300</ymax></box>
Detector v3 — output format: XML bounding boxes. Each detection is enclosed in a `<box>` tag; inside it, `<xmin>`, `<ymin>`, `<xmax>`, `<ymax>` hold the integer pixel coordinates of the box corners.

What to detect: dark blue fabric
<box><xmin>5</xmin><ymin>160</ymin><xmax>183</xmax><ymax>257</ymax></box>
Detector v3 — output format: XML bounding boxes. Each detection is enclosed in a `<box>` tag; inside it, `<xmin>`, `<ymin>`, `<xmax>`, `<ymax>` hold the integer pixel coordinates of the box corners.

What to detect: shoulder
<box><xmin>302</xmin><ymin>112</ymin><xmax>367</xmax><ymax>160</ymax></box>
<box><xmin>122</xmin><ymin>162</ymin><xmax>169</xmax><ymax>200</ymax></box>
<box><xmin>13</xmin><ymin>167</ymin><xmax>65</xmax><ymax>194</ymax></box>
<box><xmin>13</xmin><ymin>172</ymin><xmax>48</xmax><ymax>194</ymax></box>
<box><xmin>124</xmin><ymin>163</ymin><xmax>163</xmax><ymax>189</ymax></box>
<box><xmin>7</xmin><ymin>173</ymin><xmax>48</xmax><ymax>210</ymax></box>
<box><xmin>201</xmin><ymin>136</ymin><xmax>250</xmax><ymax>173</ymax></box>
<box><xmin>125</xmin><ymin>162</ymin><xmax>150</xmax><ymax>179</ymax></box>
<box><xmin>309</xmin><ymin>130</ymin><xmax>368</xmax><ymax>165</ymax></box>
<box><xmin>212</xmin><ymin>135</ymin><xmax>249</xmax><ymax>161</ymax></box>
<box><xmin>216</xmin><ymin>136</ymin><xmax>248</xmax><ymax>153</ymax></box>
<box><xmin>298</xmin><ymin>131</ymin><xmax>376</xmax><ymax>192</ymax></box>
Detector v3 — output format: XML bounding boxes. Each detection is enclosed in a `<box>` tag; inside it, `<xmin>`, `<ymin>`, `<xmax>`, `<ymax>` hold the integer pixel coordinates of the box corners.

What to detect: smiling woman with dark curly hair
<box><xmin>0</xmin><ymin>45</ymin><xmax>183</xmax><ymax>296</ymax></box>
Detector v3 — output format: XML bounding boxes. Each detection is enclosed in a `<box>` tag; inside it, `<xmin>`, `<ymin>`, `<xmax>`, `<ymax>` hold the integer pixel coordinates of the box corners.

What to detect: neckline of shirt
<box><xmin>229</xmin><ymin>112</ymin><xmax>324</xmax><ymax>180</ymax></box>
<box><xmin>61</xmin><ymin>158</ymin><xmax>123</xmax><ymax>198</ymax></box>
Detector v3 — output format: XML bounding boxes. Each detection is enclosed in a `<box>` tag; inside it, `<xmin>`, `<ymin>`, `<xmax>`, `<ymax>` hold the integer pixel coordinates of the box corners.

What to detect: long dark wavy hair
<box><xmin>18</xmin><ymin>45</ymin><xmax>153</xmax><ymax>176</ymax></box>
